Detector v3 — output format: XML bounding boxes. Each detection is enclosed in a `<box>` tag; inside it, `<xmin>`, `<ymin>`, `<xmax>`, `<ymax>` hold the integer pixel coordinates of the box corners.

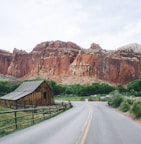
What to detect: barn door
<box><xmin>42</xmin><ymin>92</ymin><xmax>48</xmax><ymax>105</ymax></box>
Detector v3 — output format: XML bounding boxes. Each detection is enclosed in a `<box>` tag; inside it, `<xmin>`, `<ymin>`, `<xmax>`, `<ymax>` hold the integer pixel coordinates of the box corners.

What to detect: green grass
<box><xmin>0</xmin><ymin>106</ymin><xmax>34</xmax><ymax>136</ymax></box>
<box><xmin>55</xmin><ymin>95</ymin><xmax>101</xmax><ymax>101</ymax></box>
<box><xmin>0</xmin><ymin>105</ymin><xmax>11</xmax><ymax>111</ymax></box>
<box><xmin>55</xmin><ymin>95</ymin><xmax>82</xmax><ymax>101</ymax></box>
<box><xmin>0</xmin><ymin>105</ymin><xmax>71</xmax><ymax>137</ymax></box>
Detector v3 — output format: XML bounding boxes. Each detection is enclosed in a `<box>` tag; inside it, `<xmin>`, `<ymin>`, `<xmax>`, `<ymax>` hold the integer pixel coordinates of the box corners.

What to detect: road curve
<box><xmin>1</xmin><ymin>102</ymin><xmax>141</xmax><ymax>144</ymax></box>
<box><xmin>0</xmin><ymin>102</ymin><xmax>91</xmax><ymax>144</ymax></box>
<box><xmin>86</xmin><ymin>102</ymin><xmax>141</xmax><ymax>144</ymax></box>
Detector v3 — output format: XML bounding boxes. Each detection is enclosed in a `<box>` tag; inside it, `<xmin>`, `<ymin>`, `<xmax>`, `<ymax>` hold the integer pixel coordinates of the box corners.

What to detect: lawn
<box><xmin>55</xmin><ymin>95</ymin><xmax>101</xmax><ymax>101</ymax></box>
<box><xmin>0</xmin><ymin>104</ymin><xmax>71</xmax><ymax>137</ymax></box>
<box><xmin>0</xmin><ymin>106</ymin><xmax>34</xmax><ymax>136</ymax></box>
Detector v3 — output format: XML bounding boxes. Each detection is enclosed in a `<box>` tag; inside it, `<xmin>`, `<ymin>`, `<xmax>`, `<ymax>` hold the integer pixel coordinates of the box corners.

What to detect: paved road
<box><xmin>1</xmin><ymin>102</ymin><xmax>141</xmax><ymax>144</ymax></box>
<box><xmin>86</xmin><ymin>102</ymin><xmax>141</xmax><ymax>144</ymax></box>
<box><xmin>0</xmin><ymin>102</ymin><xmax>90</xmax><ymax>144</ymax></box>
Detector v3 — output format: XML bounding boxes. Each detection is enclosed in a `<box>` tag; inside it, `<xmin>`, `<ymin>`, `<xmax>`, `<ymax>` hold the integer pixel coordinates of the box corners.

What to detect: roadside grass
<box><xmin>0</xmin><ymin>106</ymin><xmax>34</xmax><ymax>136</ymax></box>
<box><xmin>55</xmin><ymin>95</ymin><xmax>82</xmax><ymax>101</ymax></box>
<box><xmin>0</xmin><ymin>105</ymin><xmax>71</xmax><ymax>137</ymax></box>
<box><xmin>0</xmin><ymin>105</ymin><xmax>11</xmax><ymax>111</ymax></box>
<box><xmin>55</xmin><ymin>95</ymin><xmax>104</xmax><ymax>101</ymax></box>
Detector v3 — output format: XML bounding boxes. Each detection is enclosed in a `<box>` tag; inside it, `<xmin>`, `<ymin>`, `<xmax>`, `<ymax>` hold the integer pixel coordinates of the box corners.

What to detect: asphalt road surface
<box><xmin>0</xmin><ymin>102</ymin><xmax>141</xmax><ymax>144</ymax></box>
<box><xmin>86</xmin><ymin>102</ymin><xmax>141</xmax><ymax>144</ymax></box>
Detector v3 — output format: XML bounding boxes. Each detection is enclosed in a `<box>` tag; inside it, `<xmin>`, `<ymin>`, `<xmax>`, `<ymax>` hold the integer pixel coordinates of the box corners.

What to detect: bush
<box><xmin>120</xmin><ymin>99</ymin><xmax>130</xmax><ymax>112</ymax></box>
<box><xmin>108</xmin><ymin>93</ymin><xmax>123</xmax><ymax>108</ymax></box>
<box><xmin>130</xmin><ymin>101</ymin><xmax>141</xmax><ymax>118</ymax></box>
<box><xmin>127</xmin><ymin>79</ymin><xmax>141</xmax><ymax>92</ymax></box>
<box><xmin>126</xmin><ymin>98</ymin><xmax>134</xmax><ymax>105</ymax></box>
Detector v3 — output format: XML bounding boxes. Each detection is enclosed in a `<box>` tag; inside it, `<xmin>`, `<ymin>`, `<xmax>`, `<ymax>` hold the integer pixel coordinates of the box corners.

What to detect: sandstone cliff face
<box><xmin>68</xmin><ymin>43</ymin><xmax>141</xmax><ymax>84</ymax></box>
<box><xmin>0</xmin><ymin>41</ymin><xmax>141</xmax><ymax>85</ymax></box>
<box><xmin>0</xmin><ymin>50</ymin><xmax>12</xmax><ymax>75</ymax></box>
<box><xmin>7</xmin><ymin>48</ymin><xmax>32</xmax><ymax>77</ymax></box>
<box><xmin>27</xmin><ymin>41</ymin><xmax>81</xmax><ymax>82</ymax></box>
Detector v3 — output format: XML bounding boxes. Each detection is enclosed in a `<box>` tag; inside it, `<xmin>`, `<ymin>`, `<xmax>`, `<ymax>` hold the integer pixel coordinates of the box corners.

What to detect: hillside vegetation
<box><xmin>0</xmin><ymin>78</ymin><xmax>141</xmax><ymax>99</ymax></box>
<box><xmin>108</xmin><ymin>92</ymin><xmax>141</xmax><ymax>118</ymax></box>
<box><xmin>0</xmin><ymin>79</ymin><xmax>115</xmax><ymax>97</ymax></box>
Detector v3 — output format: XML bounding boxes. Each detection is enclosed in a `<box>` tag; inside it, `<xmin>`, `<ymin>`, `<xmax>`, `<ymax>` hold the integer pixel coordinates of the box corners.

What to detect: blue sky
<box><xmin>0</xmin><ymin>0</ymin><xmax>141</xmax><ymax>52</ymax></box>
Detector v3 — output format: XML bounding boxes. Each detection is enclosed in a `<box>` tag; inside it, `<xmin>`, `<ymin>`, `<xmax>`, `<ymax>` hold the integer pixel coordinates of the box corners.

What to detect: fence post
<box><xmin>68</xmin><ymin>100</ymin><xmax>72</xmax><ymax>108</ymax></box>
<box><xmin>32</xmin><ymin>108</ymin><xmax>34</xmax><ymax>124</ymax></box>
<box><xmin>43</xmin><ymin>108</ymin><xmax>45</xmax><ymax>119</ymax></box>
<box><xmin>14</xmin><ymin>111</ymin><xmax>18</xmax><ymax>129</ymax></box>
<box><xmin>48</xmin><ymin>107</ymin><xmax>51</xmax><ymax>116</ymax></box>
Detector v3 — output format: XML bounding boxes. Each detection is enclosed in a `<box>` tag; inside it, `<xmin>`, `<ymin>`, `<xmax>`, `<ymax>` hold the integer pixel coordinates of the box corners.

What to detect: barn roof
<box><xmin>0</xmin><ymin>80</ymin><xmax>44</xmax><ymax>100</ymax></box>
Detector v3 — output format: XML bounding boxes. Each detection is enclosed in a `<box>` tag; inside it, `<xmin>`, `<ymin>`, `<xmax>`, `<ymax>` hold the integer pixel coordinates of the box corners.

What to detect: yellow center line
<box><xmin>80</xmin><ymin>105</ymin><xmax>93</xmax><ymax>144</ymax></box>
<box><xmin>81</xmin><ymin>110</ymin><xmax>91</xmax><ymax>132</ymax></box>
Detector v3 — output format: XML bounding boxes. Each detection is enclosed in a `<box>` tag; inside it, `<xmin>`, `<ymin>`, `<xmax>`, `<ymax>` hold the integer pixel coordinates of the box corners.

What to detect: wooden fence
<box><xmin>0</xmin><ymin>101</ymin><xmax>72</xmax><ymax>136</ymax></box>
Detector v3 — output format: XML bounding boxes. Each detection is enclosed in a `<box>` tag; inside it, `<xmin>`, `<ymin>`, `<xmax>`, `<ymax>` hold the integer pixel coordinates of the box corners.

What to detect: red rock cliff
<box><xmin>68</xmin><ymin>43</ymin><xmax>141</xmax><ymax>84</ymax></box>
<box><xmin>0</xmin><ymin>49</ymin><xmax>12</xmax><ymax>75</ymax></box>
<box><xmin>0</xmin><ymin>41</ymin><xmax>141</xmax><ymax>85</ymax></box>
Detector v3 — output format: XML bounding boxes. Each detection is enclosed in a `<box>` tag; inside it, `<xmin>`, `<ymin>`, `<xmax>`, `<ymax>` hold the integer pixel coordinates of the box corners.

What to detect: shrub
<box><xmin>127</xmin><ymin>79</ymin><xmax>141</xmax><ymax>92</ymax></box>
<box><xmin>130</xmin><ymin>101</ymin><xmax>141</xmax><ymax>118</ymax></box>
<box><xmin>108</xmin><ymin>93</ymin><xmax>123</xmax><ymax>108</ymax></box>
<box><xmin>120</xmin><ymin>99</ymin><xmax>130</xmax><ymax>112</ymax></box>
<box><xmin>126</xmin><ymin>98</ymin><xmax>134</xmax><ymax>105</ymax></box>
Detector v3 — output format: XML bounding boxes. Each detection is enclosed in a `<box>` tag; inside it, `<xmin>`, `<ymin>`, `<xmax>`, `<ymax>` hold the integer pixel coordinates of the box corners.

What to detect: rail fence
<box><xmin>0</xmin><ymin>101</ymin><xmax>72</xmax><ymax>136</ymax></box>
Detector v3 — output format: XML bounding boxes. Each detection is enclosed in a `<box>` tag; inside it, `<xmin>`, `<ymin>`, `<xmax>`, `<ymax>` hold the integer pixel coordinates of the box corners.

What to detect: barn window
<box><xmin>43</xmin><ymin>92</ymin><xmax>47</xmax><ymax>99</ymax></box>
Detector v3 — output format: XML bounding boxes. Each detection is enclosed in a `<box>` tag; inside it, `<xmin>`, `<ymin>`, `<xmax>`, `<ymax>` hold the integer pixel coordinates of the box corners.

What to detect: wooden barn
<box><xmin>0</xmin><ymin>80</ymin><xmax>54</xmax><ymax>108</ymax></box>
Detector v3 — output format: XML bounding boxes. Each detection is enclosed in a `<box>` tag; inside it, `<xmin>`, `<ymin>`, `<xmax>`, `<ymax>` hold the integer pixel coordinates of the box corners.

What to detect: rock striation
<box><xmin>0</xmin><ymin>49</ymin><xmax>12</xmax><ymax>75</ymax></box>
<box><xmin>0</xmin><ymin>41</ymin><xmax>141</xmax><ymax>85</ymax></box>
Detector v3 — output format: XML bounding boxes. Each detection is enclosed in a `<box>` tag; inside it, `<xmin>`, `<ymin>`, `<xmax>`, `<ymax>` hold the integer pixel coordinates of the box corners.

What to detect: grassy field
<box><xmin>0</xmin><ymin>104</ymin><xmax>71</xmax><ymax>137</ymax></box>
<box><xmin>55</xmin><ymin>95</ymin><xmax>101</xmax><ymax>101</ymax></box>
<box><xmin>0</xmin><ymin>106</ymin><xmax>34</xmax><ymax>136</ymax></box>
<box><xmin>0</xmin><ymin>105</ymin><xmax>11</xmax><ymax>111</ymax></box>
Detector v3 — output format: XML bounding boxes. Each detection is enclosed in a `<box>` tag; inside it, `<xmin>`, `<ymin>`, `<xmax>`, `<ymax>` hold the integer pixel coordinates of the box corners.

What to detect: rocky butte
<box><xmin>0</xmin><ymin>40</ymin><xmax>141</xmax><ymax>85</ymax></box>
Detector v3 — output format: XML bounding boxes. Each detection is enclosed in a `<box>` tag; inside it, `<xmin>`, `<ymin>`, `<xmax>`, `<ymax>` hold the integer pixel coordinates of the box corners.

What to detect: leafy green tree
<box><xmin>65</xmin><ymin>86</ymin><xmax>72</xmax><ymax>95</ymax></box>
<box><xmin>127</xmin><ymin>79</ymin><xmax>141</xmax><ymax>92</ymax></box>
<box><xmin>77</xmin><ymin>85</ymin><xmax>89</xmax><ymax>96</ymax></box>
<box><xmin>0</xmin><ymin>81</ymin><xmax>19</xmax><ymax>96</ymax></box>
<box><xmin>0</xmin><ymin>81</ymin><xmax>9</xmax><ymax>96</ymax></box>
<box><xmin>91</xmin><ymin>83</ymin><xmax>101</xmax><ymax>94</ymax></box>
<box><xmin>45</xmin><ymin>80</ymin><xmax>115</xmax><ymax>96</ymax></box>
<box><xmin>45</xmin><ymin>80</ymin><xmax>56</xmax><ymax>90</ymax></box>
<box><xmin>99</xmin><ymin>83</ymin><xmax>115</xmax><ymax>94</ymax></box>
<box><xmin>117</xmin><ymin>85</ymin><xmax>126</xmax><ymax>93</ymax></box>
<box><xmin>72</xmin><ymin>84</ymin><xmax>81</xmax><ymax>95</ymax></box>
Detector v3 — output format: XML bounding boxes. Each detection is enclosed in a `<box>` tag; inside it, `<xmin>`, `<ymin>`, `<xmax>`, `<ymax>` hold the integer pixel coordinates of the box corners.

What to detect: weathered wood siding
<box><xmin>0</xmin><ymin>99</ymin><xmax>13</xmax><ymax>107</ymax></box>
<box><xmin>17</xmin><ymin>82</ymin><xmax>54</xmax><ymax>106</ymax></box>
<box><xmin>0</xmin><ymin>81</ymin><xmax>54</xmax><ymax>108</ymax></box>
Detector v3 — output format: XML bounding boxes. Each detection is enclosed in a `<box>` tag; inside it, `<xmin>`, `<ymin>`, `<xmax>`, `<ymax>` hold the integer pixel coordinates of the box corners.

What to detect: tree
<box><xmin>77</xmin><ymin>85</ymin><xmax>89</xmax><ymax>96</ymax></box>
<box><xmin>117</xmin><ymin>85</ymin><xmax>126</xmax><ymax>93</ymax></box>
<box><xmin>0</xmin><ymin>81</ymin><xmax>19</xmax><ymax>96</ymax></box>
<box><xmin>127</xmin><ymin>79</ymin><xmax>141</xmax><ymax>92</ymax></box>
<box><xmin>99</xmin><ymin>83</ymin><xmax>115</xmax><ymax>94</ymax></box>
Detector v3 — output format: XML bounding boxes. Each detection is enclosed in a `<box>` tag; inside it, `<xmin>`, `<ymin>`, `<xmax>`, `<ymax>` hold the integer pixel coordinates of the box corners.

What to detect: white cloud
<box><xmin>0</xmin><ymin>0</ymin><xmax>141</xmax><ymax>52</ymax></box>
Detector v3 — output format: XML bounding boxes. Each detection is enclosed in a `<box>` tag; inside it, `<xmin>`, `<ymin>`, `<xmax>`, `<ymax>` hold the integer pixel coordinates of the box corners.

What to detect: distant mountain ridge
<box><xmin>118</xmin><ymin>43</ymin><xmax>141</xmax><ymax>53</ymax></box>
<box><xmin>0</xmin><ymin>40</ymin><xmax>141</xmax><ymax>85</ymax></box>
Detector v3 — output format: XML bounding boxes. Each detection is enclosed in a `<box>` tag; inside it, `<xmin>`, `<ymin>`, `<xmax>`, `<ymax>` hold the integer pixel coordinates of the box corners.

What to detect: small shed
<box><xmin>0</xmin><ymin>80</ymin><xmax>54</xmax><ymax>108</ymax></box>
